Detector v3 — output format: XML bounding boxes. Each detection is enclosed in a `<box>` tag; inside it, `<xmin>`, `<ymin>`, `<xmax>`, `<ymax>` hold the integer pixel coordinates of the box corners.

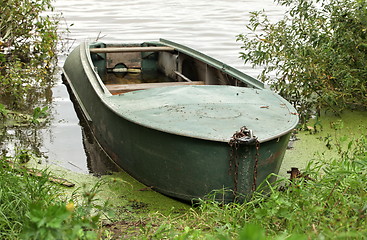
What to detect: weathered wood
<box><xmin>106</xmin><ymin>81</ymin><xmax>204</xmax><ymax>94</ymax></box>
<box><xmin>106</xmin><ymin>52</ymin><xmax>141</xmax><ymax>69</ymax></box>
<box><xmin>90</xmin><ymin>46</ymin><xmax>175</xmax><ymax>53</ymax></box>
<box><xmin>174</xmin><ymin>71</ymin><xmax>192</xmax><ymax>82</ymax></box>
<box><xmin>5</xmin><ymin>160</ymin><xmax>75</xmax><ymax>187</ymax></box>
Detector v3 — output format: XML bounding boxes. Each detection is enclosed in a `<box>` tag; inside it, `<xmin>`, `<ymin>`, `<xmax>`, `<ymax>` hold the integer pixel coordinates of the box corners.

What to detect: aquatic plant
<box><xmin>237</xmin><ymin>0</ymin><xmax>367</xmax><ymax>123</ymax></box>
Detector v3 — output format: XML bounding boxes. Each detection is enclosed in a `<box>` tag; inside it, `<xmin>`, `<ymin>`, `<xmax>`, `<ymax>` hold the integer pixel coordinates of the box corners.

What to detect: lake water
<box><xmin>4</xmin><ymin>0</ymin><xmax>286</xmax><ymax>174</ymax></box>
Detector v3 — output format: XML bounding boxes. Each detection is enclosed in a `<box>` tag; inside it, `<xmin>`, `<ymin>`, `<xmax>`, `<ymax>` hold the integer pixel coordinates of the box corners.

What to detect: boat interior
<box><xmin>89</xmin><ymin>43</ymin><xmax>250</xmax><ymax>95</ymax></box>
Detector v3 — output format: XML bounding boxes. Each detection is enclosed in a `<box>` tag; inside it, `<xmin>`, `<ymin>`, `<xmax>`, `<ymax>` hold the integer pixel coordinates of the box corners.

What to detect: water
<box><xmin>3</xmin><ymin>0</ymin><xmax>286</xmax><ymax>174</ymax></box>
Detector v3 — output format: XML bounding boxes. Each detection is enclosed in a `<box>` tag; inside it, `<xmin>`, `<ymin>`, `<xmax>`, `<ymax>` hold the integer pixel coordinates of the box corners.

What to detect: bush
<box><xmin>0</xmin><ymin>0</ymin><xmax>58</xmax><ymax>109</ymax></box>
<box><xmin>237</xmin><ymin>0</ymin><xmax>367</xmax><ymax>123</ymax></box>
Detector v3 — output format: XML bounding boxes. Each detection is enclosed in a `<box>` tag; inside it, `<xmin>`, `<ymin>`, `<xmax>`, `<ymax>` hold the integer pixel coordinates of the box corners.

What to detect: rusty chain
<box><xmin>228</xmin><ymin>134</ymin><xmax>239</xmax><ymax>193</ymax></box>
<box><xmin>228</xmin><ymin>126</ymin><xmax>260</xmax><ymax>195</ymax></box>
<box><xmin>252</xmin><ymin>140</ymin><xmax>260</xmax><ymax>192</ymax></box>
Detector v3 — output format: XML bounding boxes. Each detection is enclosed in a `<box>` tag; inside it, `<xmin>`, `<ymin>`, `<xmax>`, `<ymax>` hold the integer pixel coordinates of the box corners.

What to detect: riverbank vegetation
<box><xmin>0</xmin><ymin>159</ymin><xmax>108</xmax><ymax>239</ymax></box>
<box><xmin>0</xmin><ymin>1</ymin><xmax>106</xmax><ymax>239</ymax></box>
<box><xmin>0</xmin><ymin>0</ymin><xmax>58</xmax><ymax>109</ymax></box>
<box><xmin>237</xmin><ymin>0</ymin><xmax>367</xmax><ymax>124</ymax></box>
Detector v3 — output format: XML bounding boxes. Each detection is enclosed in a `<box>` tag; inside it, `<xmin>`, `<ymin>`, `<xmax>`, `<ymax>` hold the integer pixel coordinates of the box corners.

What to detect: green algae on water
<box><xmin>280</xmin><ymin>110</ymin><xmax>367</xmax><ymax>177</ymax></box>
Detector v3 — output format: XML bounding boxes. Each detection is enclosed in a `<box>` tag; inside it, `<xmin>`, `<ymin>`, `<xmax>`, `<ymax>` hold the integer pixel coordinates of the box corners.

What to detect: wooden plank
<box><xmin>90</xmin><ymin>46</ymin><xmax>175</xmax><ymax>53</ymax></box>
<box><xmin>174</xmin><ymin>71</ymin><xmax>192</xmax><ymax>82</ymax></box>
<box><xmin>5</xmin><ymin>160</ymin><xmax>75</xmax><ymax>187</ymax></box>
<box><xmin>106</xmin><ymin>52</ymin><xmax>141</xmax><ymax>69</ymax></box>
<box><xmin>106</xmin><ymin>81</ymin><xmax>205</xmax><ymax>94</ymax></box>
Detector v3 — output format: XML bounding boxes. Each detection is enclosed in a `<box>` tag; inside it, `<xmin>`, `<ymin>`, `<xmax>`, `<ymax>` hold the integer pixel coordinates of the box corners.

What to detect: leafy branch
<box><xmin>237</xmin><ymin>0</ymin><xmax>367</xmax><ymax>123</ymax></box>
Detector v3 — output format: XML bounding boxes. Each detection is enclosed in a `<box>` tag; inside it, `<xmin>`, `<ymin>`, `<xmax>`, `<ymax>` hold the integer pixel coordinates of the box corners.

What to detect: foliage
<box><xmin>137</xmin><ymin>134</ymin><xmax>367</xmax><ymax>239</ymax></box>
<box><xmin>21</xmin><ymin>182</ymin><xmax>109</xmax><ymax>240</ymax></box>
<box><xmin>0</xmin><ymin>103</ymin><xmax>9</xmax><ymax>118</ymax></box>
<box><xmin>0</xmin><ymin>155</ymin><xmax>108</xmax><ymax>240</ymax></box>
<box><xmin>31</xmin><ymin>106</ymin><xmax>48</xmax><ymax>124</ymax></box>
<box><xmin>237</xmin><ymin>0</ymin><xmax>367</xmax><ymax>122</ymax></box>
<box><xmin>0</xmin><ymin>0</ymin><xmax>58</xmax><ymax>109</ymax></box>
<box><xmin>0</xmin><ymin>158</ymin><xmax>54</xmax><ymax>239</ymax></box>
<box><xmin>0</xmin><ymin>103</ymin><xmax>48</xmax><ymax>128</ymax></box>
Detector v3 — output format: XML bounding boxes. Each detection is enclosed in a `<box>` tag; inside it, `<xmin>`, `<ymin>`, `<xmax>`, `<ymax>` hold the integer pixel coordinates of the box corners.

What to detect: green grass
<box><xmin>0</xmin><ymin>158</ymin><xmax>108</xmax><ymax>240</ymax></box>
<box><xmin>0</xmin><ymin>160</ymin><xmax>50</xmax><ymax>239</ymax></box>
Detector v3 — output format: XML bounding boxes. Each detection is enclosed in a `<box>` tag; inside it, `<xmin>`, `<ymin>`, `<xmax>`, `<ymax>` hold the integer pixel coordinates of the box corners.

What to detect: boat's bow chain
<box><xmin>228</xmin><ymin>126</ymin><xmax>260</xmax><ymax>196</ymax></box>
<box><xmin>231</xmin><ymin>127</ymin><xmax>257</xmax><ymax>145</ymax></box>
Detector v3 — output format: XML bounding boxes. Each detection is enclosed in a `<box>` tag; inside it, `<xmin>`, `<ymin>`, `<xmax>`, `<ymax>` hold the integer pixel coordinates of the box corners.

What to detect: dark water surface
<box><xmin>3</xmin><ymin>0</ymin><xmax>286</xmax><ymax>174</ymax></box>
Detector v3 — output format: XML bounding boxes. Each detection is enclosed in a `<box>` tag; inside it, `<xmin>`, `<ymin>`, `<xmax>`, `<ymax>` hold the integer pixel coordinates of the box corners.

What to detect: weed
<box><xmin>0</xmin><ymin>156</ymin><xmax>110</xmax><ymax>239</ymax></box>
<box><xmin>31</xmin><ymin>106</ymin><xmax>48</xmax><ymax>124</ymax></box>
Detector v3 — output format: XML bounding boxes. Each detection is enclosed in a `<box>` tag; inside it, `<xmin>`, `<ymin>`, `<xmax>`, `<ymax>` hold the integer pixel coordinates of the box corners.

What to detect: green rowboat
<box><xmin>62</xmin><ymin>39</ymin><xmax>298</xmax><ymax>202</ymax></box>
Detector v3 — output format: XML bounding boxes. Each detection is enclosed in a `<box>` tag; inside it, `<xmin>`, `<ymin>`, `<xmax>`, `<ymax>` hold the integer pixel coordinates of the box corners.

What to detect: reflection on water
<box><xmin>83</xmin><ymin>129</ymin><xmax>121</xmax><ymax>176</ymax></box>
<box><xmin>62</xmin><ymin>75</ymin><xmax>122</xmax><ymax>175</ymax></box>
<box><xmin>2</xmin><ymin>0</ymin><xmax>285</xmax><ymax>174</ymax></box>
<box><xmin>81</xmin><ymin>112</ymin><xmax>122</xmax><ymax>176</ymax></box>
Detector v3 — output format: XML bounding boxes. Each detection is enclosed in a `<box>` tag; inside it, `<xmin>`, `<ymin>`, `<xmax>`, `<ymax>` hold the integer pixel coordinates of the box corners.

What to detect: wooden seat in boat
<box><xmin>106</xmin><ymin>81</ymin><xmax>205</xmax><ymax>95</ymax></box>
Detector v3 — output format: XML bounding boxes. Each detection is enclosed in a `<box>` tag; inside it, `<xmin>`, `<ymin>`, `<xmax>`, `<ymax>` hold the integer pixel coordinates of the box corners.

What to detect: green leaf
<box><xmin>238</xmin><ymin>223</ymin><xmax>267</xmax><ymax>240</ymax></box>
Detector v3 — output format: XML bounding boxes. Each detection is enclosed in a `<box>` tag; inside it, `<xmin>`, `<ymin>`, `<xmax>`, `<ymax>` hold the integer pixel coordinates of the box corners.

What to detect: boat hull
<box><xmin>63</xmin><ymin>42</ymin><xmax>295</xmax><ymax>202</ymax></box>
<box><xmin>90</xmin><ymin>105</ymin><xmax>290</xmax><ymax>201</ymax></box>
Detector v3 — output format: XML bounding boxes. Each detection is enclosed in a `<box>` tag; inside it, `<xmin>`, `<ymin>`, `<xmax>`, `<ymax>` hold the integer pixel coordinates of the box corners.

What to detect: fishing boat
<box><xmin>62</xmin><ymin>39</ymin><xmax>298</xmax><ymax>202</ymax></box>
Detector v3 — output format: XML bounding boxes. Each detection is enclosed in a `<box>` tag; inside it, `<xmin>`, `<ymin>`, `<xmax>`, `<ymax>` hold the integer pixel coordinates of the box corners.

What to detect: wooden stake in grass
<box><xmin>5</xmin><ymin>160</ymin><xmax>75</xmax><ymax>187</ymax></box>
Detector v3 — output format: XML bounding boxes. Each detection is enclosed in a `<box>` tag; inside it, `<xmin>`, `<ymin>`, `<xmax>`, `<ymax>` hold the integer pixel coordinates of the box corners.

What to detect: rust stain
<box><xmin>258</xmin><ymin>150</ymin><xmax>282</xmax><ymax>167</ymax></box>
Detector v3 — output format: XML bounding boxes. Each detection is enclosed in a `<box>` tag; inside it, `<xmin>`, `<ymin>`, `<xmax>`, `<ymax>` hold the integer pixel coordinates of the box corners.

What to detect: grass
<box><xmin>0</xmin><ymin>158</ymin><xmax>108</xmax><ymax>240</ymax></box>
<box><xmin>0</xmin><ymin>160</ymin><xmax>52</xmax><ymax>239</ymax></box>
